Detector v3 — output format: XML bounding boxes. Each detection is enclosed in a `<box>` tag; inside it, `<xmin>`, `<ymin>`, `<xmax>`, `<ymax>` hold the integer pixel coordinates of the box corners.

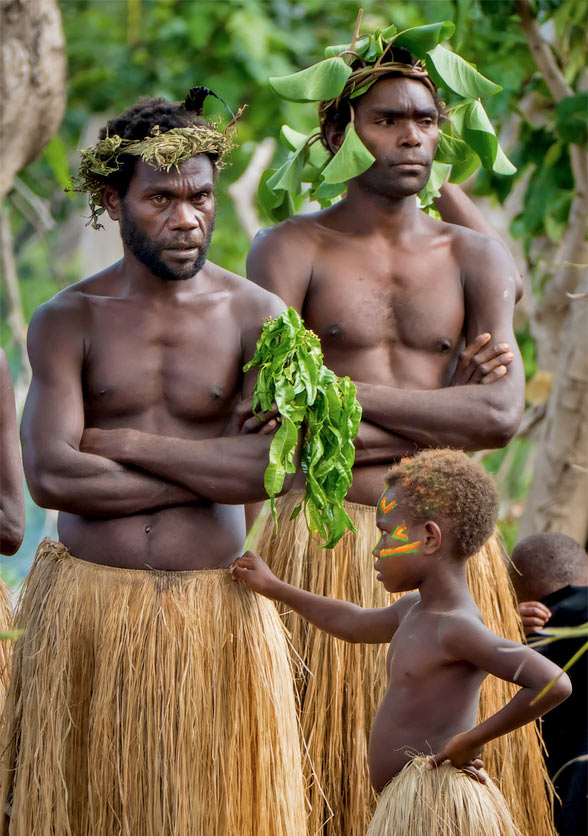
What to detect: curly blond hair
<box><xmin>386</xmin><ymin>449</ymin><xmax>499</xmax><ymax>559</ymax></box>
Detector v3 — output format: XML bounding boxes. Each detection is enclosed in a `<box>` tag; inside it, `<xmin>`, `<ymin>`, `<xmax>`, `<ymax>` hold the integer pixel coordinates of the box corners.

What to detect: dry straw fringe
<box><xmin>0</xmin><ymin>577</ymin><xmax>13</xmax><ymax>706</ymax></box>
<box><xmin>254</xmin><ymin>494</ymin><xmax>556</xmax><ymax>836</ymax></box>
<box><xmin>254</xmin><ymin>494</ymin><xmax>390</xmax><ymax>836</ymax></box>
<box><xmin>0</xmin><ymin>539</ymin><xmax>306</xmax><ymax>836</ymax></box>
<box><xmin>366</xmin><ymin>756</ymin><xmax>520</xmax><ymax>836</ymax></box>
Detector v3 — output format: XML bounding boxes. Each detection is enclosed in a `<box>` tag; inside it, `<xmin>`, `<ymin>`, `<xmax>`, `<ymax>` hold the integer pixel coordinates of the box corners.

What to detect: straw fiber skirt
<box><xmin>253</xmin><ymin>493</ymin><xmax>555</xmax><ymax>836</ymax></box>
<box><xmin>0</xmin><ymin>539</ymin><xmax>306</xmax><ymax>836</ymax></box>
<box><xmin>366</xmin><ymin>756</ymin><xmax>520</xmax><ymax>836</ymax></box>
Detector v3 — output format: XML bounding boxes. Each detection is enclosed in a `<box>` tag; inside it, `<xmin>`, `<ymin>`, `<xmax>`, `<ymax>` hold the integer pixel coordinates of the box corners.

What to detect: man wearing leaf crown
<box><xmin>246</xmin><ymin>22</ymin><xmax>555</xmax><ymax>836</ymax></box>
<box><xmin>2</xmin><ymin>90</ymin><xmax>307</xmax><ymax>836</ymax></box>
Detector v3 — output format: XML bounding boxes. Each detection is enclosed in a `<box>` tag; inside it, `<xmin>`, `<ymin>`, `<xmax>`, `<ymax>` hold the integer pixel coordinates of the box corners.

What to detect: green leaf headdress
<box><xmin>72</xmin><ymin>86</ymin><xmax>241</xmax><ymax>229</ymax></box>
<box><xmin>260</xmin><ymin>17</ymin><xmax>516</xmax><ymax>220</ymax></box>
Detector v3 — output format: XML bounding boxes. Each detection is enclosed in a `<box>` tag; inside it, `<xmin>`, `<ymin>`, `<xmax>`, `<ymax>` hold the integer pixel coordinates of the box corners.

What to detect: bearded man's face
<box><xmin>118</xmin><ymin>156</ymin><xmax>216</xmax><ymax>281</ymax></box>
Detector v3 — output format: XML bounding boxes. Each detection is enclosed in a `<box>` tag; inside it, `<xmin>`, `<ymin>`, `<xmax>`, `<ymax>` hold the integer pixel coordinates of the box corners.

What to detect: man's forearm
<box><xmin>28</xmin><ymin>451</ymin><xmax>200</xmax><ymax>517</ymax></box>
<box><xmin>353</xmin><ymin>421</ymin><xmax>419</xmax><ymax>465</ymax></box>
<box><xmin>105</xmin><ymin>430</ymin><xmax>283</xmax><ymax>504</ymax></box>
<box><xmin>355</xmin><ymin>381</ymin><xmax>522</xmax><ymax>450</ymax></box>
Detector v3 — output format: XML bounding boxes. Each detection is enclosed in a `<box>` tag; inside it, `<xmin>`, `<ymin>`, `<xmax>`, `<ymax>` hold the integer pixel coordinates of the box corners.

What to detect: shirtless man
<box><xmin>244</xmin><ymin>58</ymin><xmax>543</xmax><ymax>836</ymax></box>
<box><xmin>0</xmin><ymin>349</ymin><xmax>24</xmax><ymax>557</ymax></box>
<box><xmin>2</xmin><ymin>95</ymin><xmax>305</xmax><ymax>836</ymax></box>
<box><xmin>0</xmin><ymin>349</ymin><xmax>24</xmax><ymax>703</ymax></box>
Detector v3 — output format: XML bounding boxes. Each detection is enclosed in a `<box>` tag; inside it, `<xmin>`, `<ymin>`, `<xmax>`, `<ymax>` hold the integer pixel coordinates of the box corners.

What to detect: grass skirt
<box><xmin>254</xmin><ymin>494</ymin><xmax>555</xmax><ymax>836</ymax></box>
<box><xmin>366</xmin><ymin>756</ymin><xmax>520</xmax><ymax>836</ymax></box>
<box><xmin>0</xmin><ymin>577</ymin><xmax>13</xmax><ymax>706</ymax></box>
<box><xmin>0</xmin><ymin>539</ymin><xmax>306</xmax><ymax>836</ymax></box>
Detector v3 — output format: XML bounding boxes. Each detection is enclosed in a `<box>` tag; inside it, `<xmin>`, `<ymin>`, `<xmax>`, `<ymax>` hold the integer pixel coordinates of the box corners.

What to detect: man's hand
<box><xmin>81</xmin><ymin>427</ymin><xmax>134</xmax><ymax>462</ymax></box>
<box><xmin>224</xmin><ymin>396</ymin><xmax>280</xmax><ymax>437</ymax></box>
<box><xmin>230</xmin><ymin>551</ymin><xmax>281</xmax><ymax>598</ymax></box>
<box><xmin>427</xmin><ymin>733</ymin><xmax>487</xmax><ymax>783</ymax></box>
<box><xmin>518</xmin><ymin>601</ymin><xmax>552</xmax><ymax>636</ymax></box>
<box><xmin>451</xmin><ymin>333</ymin><xmax>514</xmax><ymax>386</ymax></box>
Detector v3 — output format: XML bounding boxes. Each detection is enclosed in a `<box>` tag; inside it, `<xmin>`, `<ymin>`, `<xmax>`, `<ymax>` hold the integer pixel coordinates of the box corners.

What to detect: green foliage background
<box><xmin>1</xmin><ymin>0</ymin><xmax>585</xmax><ymax>579</ymax></box>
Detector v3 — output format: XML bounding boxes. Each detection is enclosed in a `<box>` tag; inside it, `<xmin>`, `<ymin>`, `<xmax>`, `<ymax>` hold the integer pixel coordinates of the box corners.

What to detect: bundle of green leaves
<box><xmin>243</xmin><ymin>307</ymin><xmax>362</xmax><ymax>548</ymax></box>
<box><xmin>260</xmin><ymin>20</ymin><xmax>516</xmax><ymax>221</ymax></box>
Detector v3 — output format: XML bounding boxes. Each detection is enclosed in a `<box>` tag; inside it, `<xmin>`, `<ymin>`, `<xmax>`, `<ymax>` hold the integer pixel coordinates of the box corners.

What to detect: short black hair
<box><xmin>97</xmin><ymin>97</ymin><xmax>219</xmax><ymax>197</ymax></box>
<box><xmin>320</xmin><ymin>45</ymin><xmax>446</xmax><ymax>152</ymax></box>
<box><xmin>385</xmin><ymin>449</ymin><xmax>499</xmax><ymax>560</ymax></box>
<box><xmin>511</xmin><ymin>533</ymin><xmax>588</xmax><ymax>591</ymax></box>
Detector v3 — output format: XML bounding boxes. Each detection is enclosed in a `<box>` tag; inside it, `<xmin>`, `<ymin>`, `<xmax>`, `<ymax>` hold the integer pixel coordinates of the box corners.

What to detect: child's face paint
<box><xmin>380</xmin><ymin>495</ymin><xmax>397</xmax><ymax>515</ymax></box>
<box><xmin>378</xmin><ymin>541</ymin><xmax>423</xmax><ymax>557</ymax></box>
<box><xmin>373</xmin><ymin>491</ymin><xmax>423</xmax><ymax>559</ymax></box>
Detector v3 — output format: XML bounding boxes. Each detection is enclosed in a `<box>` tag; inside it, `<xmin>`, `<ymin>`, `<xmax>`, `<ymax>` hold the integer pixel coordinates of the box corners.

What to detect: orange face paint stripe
<box><xmin>379</xmin><ymin>541</ymin><xmax>422</xmax><ymax>557</ymax></box>
<box><xmin>381</xmin><ymin>496</ymin><xmax>397</xmax><ymax>515</ymax></box>
<box><xmin>391</xmin><ymin>523</ymin><xmax>408</xmax><ymax>542</ymax></box>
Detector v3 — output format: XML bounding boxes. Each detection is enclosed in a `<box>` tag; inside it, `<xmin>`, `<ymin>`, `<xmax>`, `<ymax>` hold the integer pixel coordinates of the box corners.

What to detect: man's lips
<box><xmin>163</xmin><ymin>246</ymin><xmax>200</xmax><ymax>258</ymax></box>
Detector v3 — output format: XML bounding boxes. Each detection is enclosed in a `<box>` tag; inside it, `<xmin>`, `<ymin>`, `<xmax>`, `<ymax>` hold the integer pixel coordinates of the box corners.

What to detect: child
<box><xmin>231</xmin><ymin>450</ymin><xmax>571</xmax><ymax>835</ymax></box>
<box><xmin>510</xmin><ymin>533</ymin><xmax>588</xmax><ymax>836</ymax></box>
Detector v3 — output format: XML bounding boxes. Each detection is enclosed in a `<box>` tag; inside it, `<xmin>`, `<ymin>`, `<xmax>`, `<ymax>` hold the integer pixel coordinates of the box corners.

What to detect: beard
<box><xmin>119</xmin><ymin>203</ymin><xmax>216</xmax><ymax>282</ymax></box>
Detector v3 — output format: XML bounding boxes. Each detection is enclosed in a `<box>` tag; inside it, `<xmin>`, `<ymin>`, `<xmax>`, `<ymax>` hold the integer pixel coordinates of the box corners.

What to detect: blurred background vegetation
<box><xmin>1</xmin><ymin>0</ymin><xmax>586</xmax><ymax>585</ymax></box>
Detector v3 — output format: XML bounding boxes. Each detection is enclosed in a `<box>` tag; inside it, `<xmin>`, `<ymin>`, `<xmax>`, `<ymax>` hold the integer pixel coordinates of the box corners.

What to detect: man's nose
<box><xmin>399</xmin><ymin>122</ymin><xmax>421</xmax><ymax>147</ymax></box>
<box><xmin>169</xmin><ymin>201</ymin><xmax>200</xmax><ymax>230</ymax></box>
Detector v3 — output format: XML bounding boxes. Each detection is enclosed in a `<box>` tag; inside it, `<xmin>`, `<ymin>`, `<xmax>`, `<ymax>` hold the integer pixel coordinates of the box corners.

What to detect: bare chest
<box><xmin>304</xmin><ymin>239</ymin><xmax>464</xmax><ymax>357</ymax></box>
<box><xmin>82</xmin><ymin>296</ymin><xmax>242</xmax><ymax>428</ymax></box>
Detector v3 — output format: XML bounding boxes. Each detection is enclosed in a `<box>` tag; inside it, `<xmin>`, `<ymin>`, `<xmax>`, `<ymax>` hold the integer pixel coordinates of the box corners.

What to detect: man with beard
<box><xmin>244</xmin><ymin>53</ymin><xmax>551</xmax><ymax>836</ymax></box>
<box><xmin>3</xmin><ymin>94</ymin><xmax>306</xmax><ymax>836</ymax></box>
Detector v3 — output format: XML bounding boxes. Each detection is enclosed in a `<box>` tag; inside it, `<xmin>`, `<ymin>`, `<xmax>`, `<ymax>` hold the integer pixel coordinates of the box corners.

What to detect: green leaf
<box><xmin>264</xmin><ymin>416</ymin><xmax>298</xmax><ymax>497</ymax></box>
<box><xmin>280</xmin><ymin>124</ymin><xmax>308</xmax><ymax>151</ymax></box>
<box><xmin>418</xmin><ymin>161</ymin><xmax>451</xmax><ymax>207</ymax></box>
<box><xmin>258</xmin><ymin>169</ymin><xmax>286</xmax><ymax>210</ymax></box>
<box><xmin>311</xmin><ymin>180</ymin><xmax>346</xmax><ymax>201</ymax></box>
<box><xmin>266</xmin><ymin>145</ymin><xmax>308</xmax><ymax>193</ymax></box>
<box><xmin>426</xmin><ymin>45</ymin><xmax>502</xmax><ymax>98</ymax></box>
<box><xmin>393</xmin><ymin>22</ymin><xmax>455</xmax><ymax>58</ymax></box>
<box><xmin>492</xmin><ymin>143</ymin><xmax>516</xmax><ymax>176</ymax></box>
<box><xmin>320</xmin><ymin>123</ymin><xmax>375</xmax><ymax>184</ymax></box>
<box><xmin>435</xmin><ymin>129</ymin><xmax>471</xmax><ymax>164</ymax></box>
<box><xmin>449</xmin><ymin>149</ymin><xmax>481</xmax><ymax>183</ymax></box>
<box><xmin>269</xmin><ymin>57</ymin><xmax>352</xmax><ymax>103</ymax></box>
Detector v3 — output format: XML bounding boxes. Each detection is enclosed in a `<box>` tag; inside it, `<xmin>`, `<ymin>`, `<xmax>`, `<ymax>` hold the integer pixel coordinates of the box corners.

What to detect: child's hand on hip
<box><xmin>427</xmin><ymin>733</ymin><xmax>487</xmax><ymax>783</ymax></box>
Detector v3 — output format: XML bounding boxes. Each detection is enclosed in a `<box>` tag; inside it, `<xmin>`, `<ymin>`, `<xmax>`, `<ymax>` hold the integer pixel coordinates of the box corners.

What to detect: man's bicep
<box><xmin>22</xmin><ymin>306</ymin><xmax>86</xmax><ymax>460</ymax></box>
<box><xmin>463</xmin><ymin>239</ymin><xmax>525</xmax><ymax>404</ymax></box>
<box><xmin>246</xmin><ymin>226</ymin><xmax>311</xmax><ymax>312</ymax></box>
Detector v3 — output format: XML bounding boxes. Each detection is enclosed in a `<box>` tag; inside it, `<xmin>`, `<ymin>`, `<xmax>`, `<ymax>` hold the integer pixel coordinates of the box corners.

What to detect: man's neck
<box><xmin>119</xmin><ymin>246</ymin><xmax>203</xmax><ymax>298</ymax></box>
<box><xmin>336</xmin><ymin>181</ymin><xmax>422</xmax><ymax>238</ymax></box>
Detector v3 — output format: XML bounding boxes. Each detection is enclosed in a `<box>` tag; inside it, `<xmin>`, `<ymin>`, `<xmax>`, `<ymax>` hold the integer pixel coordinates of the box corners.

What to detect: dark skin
<box><xmin>247</xmin><ymin>77</ymin><xmax>525</xmax><ymax>507</ymax></box>
<box><xmin>21</xmin><ymin>155</ymin><xmax>287</xmax><ymax>571</ymax></box>
<box><xmin>231</xmin><ymin>486</ymin><xmax>571</xmax><ymax>791</ymax></box>
<box><xmin>0</xmin><ymin>349</ymin><xmax>25</xmax><ymax>555</ymax></box>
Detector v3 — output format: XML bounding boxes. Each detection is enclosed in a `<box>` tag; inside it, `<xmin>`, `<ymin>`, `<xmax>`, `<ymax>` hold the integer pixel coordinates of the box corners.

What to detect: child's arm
<box><xmin>428</xmin><ymin>617</ymin><xmax>572</xmax><ymax>772</ymax></box>
<box><xmin>231</xmin><ymin>551</ymin><xmax>402</xmax><ymax>643</ymax></box>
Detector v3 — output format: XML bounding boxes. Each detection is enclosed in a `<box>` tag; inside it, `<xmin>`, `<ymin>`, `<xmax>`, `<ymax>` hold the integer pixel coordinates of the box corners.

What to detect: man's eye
<box><xmin>151</xmin><ymin>195</ymin><xmax>169</xmax><ymax>205</ymax></box>
<box><xmin>191</xmin><ymin>192</ymin><xmax>210</xmax><ymax>204</ymax></box>
<box><xmin>420</xmin><ymin>119</ymin><xmax>434</xmax><ymax>127</ymax></box>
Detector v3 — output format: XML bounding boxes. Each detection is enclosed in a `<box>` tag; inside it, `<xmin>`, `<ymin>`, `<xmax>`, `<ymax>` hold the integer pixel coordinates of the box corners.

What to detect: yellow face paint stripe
<box><xmin>379</xmin><ymin>541</ymin><xmax>422</xmax><ymax>557</ymax></box>
<box><xmin>391</xmin><ymin>522</ymin><xmax>408</xmax><ymax>542</ymax></box>
<box><xmin>381</xmin><ymin>496</ymin><xmax>397</xmax><ymax>515</ymax></box>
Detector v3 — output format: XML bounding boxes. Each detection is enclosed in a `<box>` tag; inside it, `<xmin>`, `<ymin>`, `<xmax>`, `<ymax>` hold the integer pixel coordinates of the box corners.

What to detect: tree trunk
<box><xmin>516</xmin><ymin>0</ymin><xmax>588</xmax><ymax>544</ymax></box>
<box><xmin>0</xmin><ymin>0</ymin><xmax>67</xmax><ymax>204</ymax></box>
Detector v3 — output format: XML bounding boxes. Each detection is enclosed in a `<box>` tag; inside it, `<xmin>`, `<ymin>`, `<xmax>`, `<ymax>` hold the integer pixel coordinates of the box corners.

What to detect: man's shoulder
<box><xmin>251</xmin><ymin>213</ymin><xmax>325</xmax><ymax>252</ymax></box>
<box><xmin>206</xmin><ymin>262</ymin><xmax>285</xmax><ymax>320</ymax></box>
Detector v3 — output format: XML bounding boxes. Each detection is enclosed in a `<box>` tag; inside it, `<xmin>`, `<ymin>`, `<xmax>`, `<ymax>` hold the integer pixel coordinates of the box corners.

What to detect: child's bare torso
<box><xmin>368</xmin><ymin>593</ymin><xmax>487</xmax><ymax>791</ymax></box>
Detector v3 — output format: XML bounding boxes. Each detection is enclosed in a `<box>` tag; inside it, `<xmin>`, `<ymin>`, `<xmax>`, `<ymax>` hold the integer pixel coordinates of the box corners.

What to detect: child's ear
<box><xmin>422</xmin><ymin>521</ymin><xmax>442</xmax><ymax>554</ymax></box>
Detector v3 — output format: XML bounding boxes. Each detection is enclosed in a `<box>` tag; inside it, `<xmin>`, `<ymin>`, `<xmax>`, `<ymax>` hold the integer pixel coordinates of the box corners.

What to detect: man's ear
<box><xmin>323</xmin><ymin>122</ymin><xmax>346</xmax><ymax>156</ymax></box>
<box><xmin>102</xmin><ymin>185</ymin><xmax>122</xmax><ymax>221</ymax></box>
<box><xmin>422</xmin><ymin>521</ymin><xmax>442</xmax><ymax>555</ymax></box>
